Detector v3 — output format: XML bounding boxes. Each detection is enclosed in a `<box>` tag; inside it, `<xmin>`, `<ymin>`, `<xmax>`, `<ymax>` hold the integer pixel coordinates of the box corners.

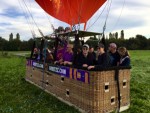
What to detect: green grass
<box><xmin>0</xmin><ymin>55</ymin><xmax>79</xmax><ymax>113</ymax></box>
<box><xmin>124</xmin><ymin>50</ymin><xmax>150</xmax><ymax>113</ymax></box>
<box><xmin>0</xmin><ymin>50</ymin><xmax>150</xmax><ymax>113</ymax></box>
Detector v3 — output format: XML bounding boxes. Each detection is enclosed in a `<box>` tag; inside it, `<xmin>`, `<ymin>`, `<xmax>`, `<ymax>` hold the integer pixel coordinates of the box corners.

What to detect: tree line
<box><xmin>0</xmin><ymin>31</ymin><xmax>150</xmax><ymax>51</ymax></box>
<box><xmin>0</xmin><ymin>33</ymin><xmax>34</xmax><ymax>51</ymax></box>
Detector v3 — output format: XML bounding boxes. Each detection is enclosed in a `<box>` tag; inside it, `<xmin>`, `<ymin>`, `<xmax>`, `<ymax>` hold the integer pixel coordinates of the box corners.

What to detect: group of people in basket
<box><xmin>33</xmin><ymin>41</ymin><xmax>130</xmax><ymax>70</ymax></box>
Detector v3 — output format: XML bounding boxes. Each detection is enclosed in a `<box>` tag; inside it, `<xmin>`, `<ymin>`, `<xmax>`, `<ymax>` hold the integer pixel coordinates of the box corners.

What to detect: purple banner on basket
<box><xmin>74</xmin><ymin>69</ymin><xmax>90</xmax><ymax>84</ymax></box>
<box><xmin>26</xmin><ymin>59</ymin><xmax>32</xmax><ymax>66</ymax></box>
<box><xmin>26</xmin><ymin>59</ymin><xmax>90</xmax><ymax>83</ymax></box>
<box><xmin>48</xmin><ymin>65</ymin><xmax>90</xmax><ymax>83</ymax></box>
<box><xmin>32</xmin><ymin>61</ymin><xmax>44</xmax><ymax>69</ymax></box>
<box><xmin>48</xmin><ymin>65</ymin><xmax>70</xmax><ymax>77</ymax></box>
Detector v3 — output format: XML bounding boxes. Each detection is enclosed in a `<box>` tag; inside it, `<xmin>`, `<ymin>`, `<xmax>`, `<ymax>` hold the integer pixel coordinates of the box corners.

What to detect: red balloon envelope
<box><xmin>35</xmin><ymin>0</ymin><xmax>106</xmax><ymax>28</ymax></box>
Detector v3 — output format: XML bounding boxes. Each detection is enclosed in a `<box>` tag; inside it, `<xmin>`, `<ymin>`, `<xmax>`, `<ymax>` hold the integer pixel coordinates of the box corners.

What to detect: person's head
<box><xmin>58</xmin><ymin>26</ymin><xmax>64</xmax><ymax>33</ymax></box>
<box><xmin>58</xmin><ymin>42</ymin><xmax>64</xmax><ymax>49</ymax></box>
<box><xmin>65</xmin><ymin>27</ymin><xmax>71</xmax><ymax>32</ymax></box>
<box><xmin>51</xmin><ymin>47</ymin><xmax>55</xmax><ymax>52</ymax></box>
<box><xmin>118</xmin><ymin>47</ymin><xmax>127</xmax><ymax>57</ymax></box>
<box><xmin>97</xmin><ymin>43</ymin><xmax>105</xmax><ymax>54</ymax></box>
<box><xmin>74</xmin><ymin>46</ymin><xmax>82</xmax><ymax>54</ymax></box>
<box><xmin>109</xmin><ymin>43</ymin><xmax>117</xmax><ymax>53</ymax></box>
<box><xmin>66</xmin><ymin>44</ymin><xmax>73</xmax><ymax>52</ymax></box>
<box><xmin>89</xmin><ymin>46</ymin><xmax>94</xmax><ymax>53</ymax></box>
<box><xmin>82</xmin><ymin>44</ymin><xmax>89</xmax><ymax>56</ymax></box>
<box><xmin>34</xmin><ymin>48</ymin><xmax>38</xmax><ymax>53</ymax></box>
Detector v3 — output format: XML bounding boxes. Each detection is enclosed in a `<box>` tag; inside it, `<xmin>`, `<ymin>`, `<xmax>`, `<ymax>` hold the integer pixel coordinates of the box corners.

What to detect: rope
<box><xmin>86</xmin><ymin>1</ymin><xmax>108</xmax><ymax>31</ymax></box>
<box><xmin>112</xmin><ymin>0</ymin><xmax>126</xmax><ymax>30</ymax></box>
<box><xmin>115</xmin><ymin>69</ymin><xmax>121</xmax><ymax>113</ymax></box>
<box><xmin>101</xmin><ymin>0</ymin><xmax>112</xmax><ymax>36</ymax></box>
<box><xmin>22</xmin><ymin>0</ymin><xmax>46</xmax><ymax>38</ymax></box>
<box><xmin>100</xmin><ymin>0</ymin><xmax>112</xmax><ymax>52</ymax></box>
<box><xmin>104</xmin><ymin>0</ymin><xmax>112</xmax><ymax>30</ymax></box>
<box><xmin>43</xmin><ymin>0</ymin><xmax>55</xmax><ymax>32</ymax></box>
<box><xmin>77</xmin><ymin>0</ymin><xmax>84</xmax><ymax>30</ymax></box>
<box><xmin>85</xmin><ymin>0</ymin><xmax>99</xmax><ymax>30</ymax></box>
<box><xmin>18</xmin><ymin>0</ymin><xmax>35</xmax><ymax>38</ymax></box>
<box><xmin>42</xmin><ymin>39</ymin><xmax>48</xmax><ymax>89</ymax></box>
<box><xmin>22</xmin><ymin>0</ymin><xmax>40</xmax><ymax>30</ymax></box>
<box><xmin>67</xmin><ymin>0</ymin><xmax>73</xmax><ymax>29</ymax></box>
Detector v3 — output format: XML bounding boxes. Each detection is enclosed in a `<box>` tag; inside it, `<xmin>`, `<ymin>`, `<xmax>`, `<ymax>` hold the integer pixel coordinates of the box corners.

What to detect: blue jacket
<box><xmin>119</xmin><ymin>56</ymin><xmax>130</xmax><ymax>66</ymax></box>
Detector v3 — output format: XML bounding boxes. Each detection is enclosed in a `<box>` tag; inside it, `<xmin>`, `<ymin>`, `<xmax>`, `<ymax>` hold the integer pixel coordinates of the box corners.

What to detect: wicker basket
<box><xmin>25</xmin><ymin>59</ymin><xmax>131</xmax><ymax>113</ymax></box>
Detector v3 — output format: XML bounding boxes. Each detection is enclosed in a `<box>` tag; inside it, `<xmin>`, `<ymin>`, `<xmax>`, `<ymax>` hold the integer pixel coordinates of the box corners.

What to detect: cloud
<box><xmin>86</xmin><ymin>0</ymin><xmax>150</xmax><ymax>38</ymax></box>
<box><xmin>0</xmin><ymin>0</ymin><xmax>150</xmax><ymax>41</ymax></box>
<box><xmin>1</xmin><ymin>8</ymin><xmax>24</xmax><ymax>18</ymax></box>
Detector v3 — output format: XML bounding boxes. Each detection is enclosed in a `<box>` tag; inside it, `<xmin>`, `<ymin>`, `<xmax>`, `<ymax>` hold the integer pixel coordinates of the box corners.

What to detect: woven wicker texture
<box><xmin>26</xmin><ymin>61</ymin><xmax>130</xmax><ymax>113</ymax></box>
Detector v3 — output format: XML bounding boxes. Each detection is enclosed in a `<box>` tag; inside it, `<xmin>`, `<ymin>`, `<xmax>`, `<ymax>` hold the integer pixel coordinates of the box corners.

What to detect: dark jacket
<box><xmin>76</xmin><ymin>52</ymin><xmax>95</xmax><ymax>67</ymax></box>
<box><xmin>119</xmin><ymin>55</ymin><xmax>130</xmax><ymax>66</ymax></box>
<box><xmin>109</xmin><ymin>51</ymin><xmax>120</xmax><ymax>66</ymax></box>
<box><xmin>95</xmin><ymin>52</ymin><xmax>111</xmax><ymax>68</ymax></box>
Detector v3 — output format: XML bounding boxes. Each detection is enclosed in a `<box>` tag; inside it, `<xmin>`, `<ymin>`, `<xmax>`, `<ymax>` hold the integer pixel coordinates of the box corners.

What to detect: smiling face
<box><xmin>109</xmin><ymin>43</ymin><xmax>117</xmax><ymax>53</ymax></box>
<box><xmin>118</xmin><ymin>47</ymin><xmax>127</xmax><ymax>57</ymax></box>
<box><xmin>66</xmin><ymin>44</ymin><xmax>73</xmax><ymax>52</ymax></box>
<box><xmin>89</xmin><ymin>47</ymin><xmax>94</xmax><ymax>53</ymax></box>
<box><xmin>82</xmin><ymin>47</ymin><xmax>89</xmax><ymax>56</ymax></box>
<box><xmin>34</xmin><ymin>48</ymin><xmax>38</xmax><ymax>53</ymax></box>
<box><xmin>97</xmin><ymin>47</ymin><xmax>104</xmax><ymax>54</ymax></box>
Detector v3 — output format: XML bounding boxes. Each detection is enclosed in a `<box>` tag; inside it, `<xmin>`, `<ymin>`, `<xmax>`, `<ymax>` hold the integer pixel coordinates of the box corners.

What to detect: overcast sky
<box><xmin>0</xmin><ymin>0</ymin><xmax>150</xmax><ymax>41</ymax></box>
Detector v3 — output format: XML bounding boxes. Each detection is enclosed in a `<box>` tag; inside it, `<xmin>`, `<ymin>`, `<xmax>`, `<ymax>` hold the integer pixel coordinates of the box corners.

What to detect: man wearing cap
<box><xmin>108</xmin><ymin>43</ymin><xmax>120</xmax><ymax>66</ymax></box>
<box><xmin>88</xmin><ymin>43</ymin><xmax>111</xmax><ymax>70</ymax></box>
<box><xmin>76</xmin><ymin>44</ymin><xmax>95</xmax><ymax>68</ymax></box>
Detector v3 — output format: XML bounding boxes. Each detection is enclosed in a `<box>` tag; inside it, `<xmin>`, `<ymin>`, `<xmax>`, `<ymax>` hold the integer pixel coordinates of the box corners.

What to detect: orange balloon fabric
<box><xmin>35</xmin><ymin>0</ymin><xmax>106</xmax><ymax>26</ymax></box>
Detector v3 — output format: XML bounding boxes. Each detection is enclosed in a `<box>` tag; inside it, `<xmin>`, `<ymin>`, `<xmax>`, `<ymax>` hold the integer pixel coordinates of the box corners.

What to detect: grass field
<box><xmin>0</xmin><ymin>50</ymin><xmax>150</xmax><ymax>113</ymax></box>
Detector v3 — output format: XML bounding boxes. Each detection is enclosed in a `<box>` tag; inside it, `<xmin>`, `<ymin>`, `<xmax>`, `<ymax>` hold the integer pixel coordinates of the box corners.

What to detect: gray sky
<box><xmin>0</xmin><ymin>0</ymin><xmax>150</xmax><ymax>40</ymax></box>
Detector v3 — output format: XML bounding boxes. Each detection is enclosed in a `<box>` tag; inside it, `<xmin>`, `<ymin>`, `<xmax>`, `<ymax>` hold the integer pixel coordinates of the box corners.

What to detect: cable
<box><xmin>85</xmin><ymin>0</ymin><xmax>100</xmax><ymax>30</ymax></box>
<box><xmin>112</xmin><ymin>0</ymin><xmax>126</xmax><ymax>30</ymax></box>
<box><xmin>86</xmin><ymin>1</ymin><xmax>108</xmax><ymax>31</ymax></box>
<box><xmin>106</xmin><ymin>0</ymin><xmax>112</xmax><ymax>23</ymax></box>
<box><xmin>22</xmin><ymin>0</ymin><xmax>40</xmax><ymax>30</ymax></box>
<box><xmin>67</xmin><ymin>0</ymin><xmax>73</xmax><ymax>28</ymax></box>
<box><xmin>18</xmin><ymin>0</ymin><xmax>35</xmax><ymax>38</ymax></box>
<box><xmin>77</xmin><ymin>0</ymin><xmax>84</xmax><ymax>30</ymax></box>
<box><xmin>43</xmin><ymin>0</ymin><xmax>55</xmax><ymax>32</ymax></box>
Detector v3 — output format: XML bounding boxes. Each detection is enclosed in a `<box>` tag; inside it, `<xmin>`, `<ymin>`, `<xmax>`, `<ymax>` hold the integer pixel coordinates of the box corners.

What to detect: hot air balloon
<box><xmin>25</xmin><ymin>1</ymin><xmax>131</xmax><ymax>113</ymax></box>
<box><xmin>35</xmin><ymin>0</ymin><xmax>106</xmax><ymax>29</ymax></box>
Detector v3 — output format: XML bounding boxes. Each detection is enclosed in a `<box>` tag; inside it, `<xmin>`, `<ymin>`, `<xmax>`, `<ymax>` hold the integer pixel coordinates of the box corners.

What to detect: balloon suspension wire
<box><xmin>18</xmin><ymin>0</ymin><xmax>36</xmax><ymax>38</ymax></box>
<box><xmin>86</xmin><ymin>1</ymin><xmax>108</xmax><ymax>31</ymax></box>
<box><xmin>112</xmin><ymin>0</ymin><xmax>126</xmax><ymax>31</ymax></box>
<box><xmin>43</xmin><ymin>0</ymin><xmax>56</xmax><ymax>33</ymax></box>
<box><xmin>103</xmin><ymin>0</ymin><xmax>112</xmax><ymax>35</ymax></box>
<box><xmin>101</xmin><ymin>0</ymin><xmax>112</xmax><ymax>52</ymax></box>
<box><xmin>22</xmin><ymin>0</ymin><xmax>44</xmax><ymax>38</ymax></box>
<box><xmin>67</xmin><ymin>0</ymin><xmax>73</xmax><ymax>31</ymax></box>
<box><xmin>77</xmin><ymin>0</ymin><xmax>84</xmax><ymax>30</ymax></box>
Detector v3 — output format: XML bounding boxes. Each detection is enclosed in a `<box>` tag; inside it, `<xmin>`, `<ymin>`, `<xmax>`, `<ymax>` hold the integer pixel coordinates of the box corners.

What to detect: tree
<box><xmin>120</xmin><ymin>30</ymin><xmax>124</xmax><ymax>39</ymax></box>
<box><xmin>16</xmin><ymin>33</ymin><xmax>20</xmax><ymax>41</ymax></box>
<box><xmin>0</xmin><ymin>37</ymin><xmax>8</xmax><ymax>51</ymax></box>
<box><xmin>9</xmin><ymin>33</ymin><xmax>13</xmax><ymax>41</ymax></box>
<box><xmin>115</xmin><ymin>32</ymin><xmax>118</xmax><ymax>39</ymax></box>
<box><xmin>0</xmin><ymin>37</ymin><xmax>3</xmax><ymax>50</ymax></box>
<box><xmin>86</xmin><ymin>36</ymin><xmax>99</xmax><ymax>49</ymax></box>
<box><xmin>112</xmin><ymin>33</ymin><xmax>115</xmax><ymax>39</ymax></box>
<box><xmin>135</xmin><ymin>35</ymin><xmax>148</xmax><ymax>49</ymax></box>
<box><xmin>109</xmin><ymin>32</ymin><xmax>113</xmax><ymax>39</ymax></box>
